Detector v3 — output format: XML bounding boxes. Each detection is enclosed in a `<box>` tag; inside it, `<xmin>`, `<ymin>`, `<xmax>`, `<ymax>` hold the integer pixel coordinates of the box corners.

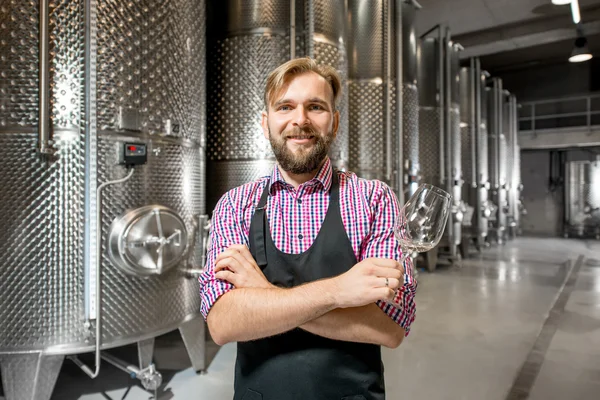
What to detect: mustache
<box><xmin>282</xmin><ymin>127</ymin><xmax>318</xmax><ymax>139</ymax></box>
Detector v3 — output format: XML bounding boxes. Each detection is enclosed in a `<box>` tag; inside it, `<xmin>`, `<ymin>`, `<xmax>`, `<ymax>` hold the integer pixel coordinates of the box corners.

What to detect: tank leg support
<box><xmin>0</xmin><ymin>353</ymin><xmax>63</xmax><ymax>400</ymax></box>
<box><xmin>179</xmin><ymin>315</ymin><xmax>207</xmax><ymax>373</ymax></box>
<box><xmin>460</xmin><ymin>236</ymin><xmax>470</xmax><ymax>260</ymax></box>
<box><xmin>137</xmin><ymin>337</ymin><xmax>155</xmax><ymax>370</ymax></box>
<box><xmin>424</xmin><ymin>248</ymin><xmax>439</xmax><ymax>273</ymax></box>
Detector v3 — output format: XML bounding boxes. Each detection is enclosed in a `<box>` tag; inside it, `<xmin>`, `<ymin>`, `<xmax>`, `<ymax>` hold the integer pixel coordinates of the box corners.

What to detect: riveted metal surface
<box><xmin>348</xmin><ymin>81</ymin><xmax>385</xmax><ymax>179</ymax></box>
<box><xmin>314</xmin><ymin>40</ymin><xmax>349</xmax><ymax>169</ymax></box>
<box><xmin>461</xmin><ymin>125</ymin><xmax>474</xmax><ymax>201</ymax></box>
<box><xmin>0</xmin><ymin>2</ymin><xmax>40</xmax><ymax>128</ymax></box>
<box><xmin>206</xmin><ymin>36</ymin><xmax>288</xmax><ymax>162</ymax></box>
<box><xmin>0</xmin><ymin>133</ymin><xmax>87</xmax><ymax>350</ymax></box>
<box><xmin>347</xmin><ymin>0</ymin><xmax>384</xmax><ymax>79</ymax></box>
<box><xmin>224</xmin><ymin>0</ymin><xmax>290</xmax><ymax>33</ymax></box>
<box><xmin>95</xmin><ymin>0</ymin><xmax>205</xmax><ymax>143</ymax></box>
<box><xmin>207</xmin><ymin>160</ymin><xmax>275</xmax><ymax>212</ymax></box>
<box><xmin>1</xmin><ymin>0</ymin><xmax>205</xmax><ymax>355</ymax></box>
<box><xmin>97</xmin><ymin>135</ymin><xmax>201</xmax><ymax>341</ymax></box>
<box><xmin>313</xmin><ymin>0</ymin><xmax>344</xmax><ymax>43</ymax></box>
<box><xmin>418</xmin><ymin>107</ymin><xmax>442</xmax><ymax>185</ymax></box>
<box><xmin>403</xmin><ymin>84</ymin><xmax>419</xmax><ymax>176</ymax></box>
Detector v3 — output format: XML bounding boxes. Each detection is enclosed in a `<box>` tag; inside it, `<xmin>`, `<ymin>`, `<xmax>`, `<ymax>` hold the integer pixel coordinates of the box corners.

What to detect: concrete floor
<box><xmin>2</xmin><ymin>237</ymin><xmax>599</xmax><ymax>400</ymax></box>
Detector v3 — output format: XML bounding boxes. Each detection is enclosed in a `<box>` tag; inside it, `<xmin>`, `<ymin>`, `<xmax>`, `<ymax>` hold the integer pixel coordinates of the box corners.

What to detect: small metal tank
<box><xmin>0</xmin><ymin>0</ymin><xmax>207</xmax><ymax>399</ymax></box>
<box><xmin>565</xmin><ymin>160</ymin><xmax>600</xmax><ymax>239</ymax></box>
<box><xmin>206</xmin><ymin>0</ymin><xmax>349</xmax><ymax>211</ymax></box>
<box><xmin>347</xmin><ymin>0</ymin><xmax>420</xmax><ymax>202</ymax></box>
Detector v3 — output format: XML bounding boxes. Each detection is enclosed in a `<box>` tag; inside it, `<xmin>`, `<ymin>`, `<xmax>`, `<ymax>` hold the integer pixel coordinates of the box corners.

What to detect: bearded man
<box><xmin>200</xmin><ymin>57</ymin><xmax>417</xmax><ymax>400</ymax></box>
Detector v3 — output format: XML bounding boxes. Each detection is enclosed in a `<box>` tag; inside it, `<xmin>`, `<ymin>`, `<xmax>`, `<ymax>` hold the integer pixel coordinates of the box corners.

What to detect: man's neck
<box><xmin>277</xmin><ymin>159</ymin><xmax>327</xmax><ymax>189</ymax></box>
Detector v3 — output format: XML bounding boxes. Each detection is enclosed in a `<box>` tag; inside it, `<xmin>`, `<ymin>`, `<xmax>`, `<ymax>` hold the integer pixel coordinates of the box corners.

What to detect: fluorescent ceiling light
<box><xmin>551</xmin><ymin>0</ymin><xmax>572</xmax><ymax>4</ymax></box>
<box><xmin>571</xmin><ymin>0</ymin><xmax>581</xmax><ymax>23</ymax></box>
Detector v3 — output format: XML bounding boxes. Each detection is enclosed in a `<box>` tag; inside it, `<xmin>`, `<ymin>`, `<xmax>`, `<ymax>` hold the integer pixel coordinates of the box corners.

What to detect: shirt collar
<box><xmin>270</xmin><ymin>157</ymin><xmax>333</xmax><ymax>194</ymax></box>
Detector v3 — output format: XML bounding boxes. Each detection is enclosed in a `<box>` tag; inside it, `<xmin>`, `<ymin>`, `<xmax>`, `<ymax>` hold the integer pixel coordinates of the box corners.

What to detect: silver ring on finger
<box><xmin>385</xmin><ymin>277</ymin><xmax>389</xmax><ymax>287</ymax></box>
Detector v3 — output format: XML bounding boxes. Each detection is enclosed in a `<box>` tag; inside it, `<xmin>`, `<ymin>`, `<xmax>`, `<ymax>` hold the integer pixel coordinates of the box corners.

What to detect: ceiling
<box><xmin>413</xmin><ymin>0</ymin><xmax>600</xmax><ymax>70</ymax></box>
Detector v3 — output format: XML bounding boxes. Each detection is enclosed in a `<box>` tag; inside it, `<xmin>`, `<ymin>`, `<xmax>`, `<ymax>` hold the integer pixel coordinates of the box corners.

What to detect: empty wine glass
<box><xmin>394</xmin><ymin>183</ymin><xmax>452</xmax><ymax>267</ymax></box>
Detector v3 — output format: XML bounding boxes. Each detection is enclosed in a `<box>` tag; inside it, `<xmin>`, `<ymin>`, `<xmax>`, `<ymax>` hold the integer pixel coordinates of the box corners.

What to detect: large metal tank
<box><xmin>417</xmin><ymin>27</ymin><xmax>463</xmax><ymax>264</ymax></box>
<box><xmin>565</xmin><ymin>160</ymin><xmax>600</xmax><ymax>239</ymax></box>
<box><xmin>505</xmin><ymin>94</ymin><xmax>520</xmax><ymax>238</ymax></box>
<box><xmin>487</xmin><ymin>78</ymin><xmax>508</xmax><ymax>243</ymax></box>
<box><xmin>0</xmin><ymin>1</ymin><xmax>207</xmax><ymax>399</ymax></box>
<box><xmin>206</xmin><ymin>0</ymin><xmax>348</xmax><ymax>211</ymax></box>
<box><xmin>347</xmin><ymin>0</ymin><xmax>420</xmax><ymax>202</ymax></box>
<box><xmin>459</xmin><ymin>58</ymin><xmax>492</xmax><ymax>249</ymax></box>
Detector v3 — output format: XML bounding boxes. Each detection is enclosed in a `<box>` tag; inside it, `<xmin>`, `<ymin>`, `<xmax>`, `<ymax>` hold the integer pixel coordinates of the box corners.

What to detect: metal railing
<box><xmin>519</xmin><ymin>93</ymin><xmax>600</xmax><ymax>134</ymax></box>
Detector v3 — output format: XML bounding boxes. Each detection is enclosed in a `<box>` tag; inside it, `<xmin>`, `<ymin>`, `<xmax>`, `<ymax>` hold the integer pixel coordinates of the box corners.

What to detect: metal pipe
<box><xmin>444</xmin><ymin>26</ymin><xmax>454</xmax><ymax>255</ymax></box>
<box><xmin>470</xmin><ymin>58</ymin><xmax>477</xmax><ymax>186</ymax></box>
<box><xmin>38</xmin><ymin>0</ymin><xmax>52</xmax><ymax>154</ymax></box>
<box><xmin>395</xmin><ymin>0</ymin><xmax>404</xmax><ymax>204</ymax></box>
<box><xmin>101</xmin><ymin>353</ymin><xmax>139</xmax><ymax>375</ymax></box>
<box><xmin>74</xmin><ymin>167</ymin><xmax>135</xmax><ymax>379</ymax></box>
<box><xmin>384</xmin><ymin>0</ymin><xmax>393</xmax><ymax>184</ymax></box>
<box><xmin>437</xmin><ymin>27</ymin><xmax>445</xmax><ymax>188</ymax></box>
<box><xmin>475</xmin><ymin>58</ymin><xmax>482</xmax><ymax>187</ymax></box>
<box><xmin>290</xmin><ymin>0</ymin><xmax>296</xmax><ymax>59</ymax></box>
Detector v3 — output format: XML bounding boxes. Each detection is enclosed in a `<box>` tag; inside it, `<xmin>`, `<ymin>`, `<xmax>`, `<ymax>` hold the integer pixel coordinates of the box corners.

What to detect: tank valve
<box><xmin>138</xmin><ymin>364</ymin><xmax>163</xmax><ymax>391</ymax></box>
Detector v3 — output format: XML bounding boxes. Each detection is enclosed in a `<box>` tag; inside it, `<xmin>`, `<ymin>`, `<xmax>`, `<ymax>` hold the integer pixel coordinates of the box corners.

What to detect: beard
<box><xmin>269</xmin><ymin>126</ymin><xmax>334</xmax><ymax>175</ymax></box>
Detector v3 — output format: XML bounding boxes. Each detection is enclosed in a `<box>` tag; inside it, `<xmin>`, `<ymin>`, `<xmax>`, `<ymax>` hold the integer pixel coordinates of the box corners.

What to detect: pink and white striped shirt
<box><xmin>199</xmin><ymin>158</ymin><xmax>417</xmax><ymax>336</ymax></box>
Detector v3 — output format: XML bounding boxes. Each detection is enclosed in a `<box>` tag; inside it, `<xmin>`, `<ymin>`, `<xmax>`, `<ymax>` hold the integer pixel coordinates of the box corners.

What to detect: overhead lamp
<box><xmin>551</xmin><ymin>0</ymin><xmax>572</xmax><ymax>4</ymax></box>
<box><xmin>569</xmin><ymin>34</ymin><xmax>593</xmax><ymax>62</ymax></box>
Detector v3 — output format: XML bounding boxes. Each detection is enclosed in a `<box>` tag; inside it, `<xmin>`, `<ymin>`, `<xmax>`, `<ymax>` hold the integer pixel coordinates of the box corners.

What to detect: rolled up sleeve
<box><xmin>199</xmin><ymin>192</ymin><xmax>243</xmax><ymax>320</ymax></box>
<box><xmin>360</xmin><ymin>181</ymin><xmax>417</xmax><ymax>336</ymax></box>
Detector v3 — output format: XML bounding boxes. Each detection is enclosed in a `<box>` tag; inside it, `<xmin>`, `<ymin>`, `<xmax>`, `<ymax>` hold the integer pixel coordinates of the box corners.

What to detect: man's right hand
<box><xmin>329</xmin><ymin>258</ymin><xmax>403</xmax><ymax>308</ymax></box>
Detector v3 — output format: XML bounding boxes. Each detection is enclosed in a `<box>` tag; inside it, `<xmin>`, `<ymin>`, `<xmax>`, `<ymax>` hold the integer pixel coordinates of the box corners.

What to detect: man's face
<box><xmin>261</xmin><ymin>72</ymin><xmax>339</xmax><ymax>175</ymax></box>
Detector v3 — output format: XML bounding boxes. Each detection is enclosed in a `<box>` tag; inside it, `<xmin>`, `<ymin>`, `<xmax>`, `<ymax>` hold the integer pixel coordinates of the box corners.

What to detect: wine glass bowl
<box><xmin>394</xmin><ymin>184</ymin><xmax>452</xmax><ymax>260</ymax></box>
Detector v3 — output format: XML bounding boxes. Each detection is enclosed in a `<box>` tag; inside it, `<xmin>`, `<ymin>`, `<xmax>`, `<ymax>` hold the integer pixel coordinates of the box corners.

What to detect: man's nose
<box><xmin>292</xmin><ymin>106</ymin><xmax>310</xmax><ymax>127</ymax></box>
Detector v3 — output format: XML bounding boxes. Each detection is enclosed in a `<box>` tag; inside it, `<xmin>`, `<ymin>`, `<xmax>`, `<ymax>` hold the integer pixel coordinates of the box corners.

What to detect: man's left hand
<box><xmin>214</xmin><ymin>244</ymin><xmax>274</xmax><ymax>289</ymax></box>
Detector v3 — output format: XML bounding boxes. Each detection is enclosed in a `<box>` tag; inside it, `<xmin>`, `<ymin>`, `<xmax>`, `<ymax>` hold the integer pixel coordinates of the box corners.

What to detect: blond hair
<box><xmin>264</xmin><ymin>57</ymin><xmax>342</xmax><ymax>111</ymax></box>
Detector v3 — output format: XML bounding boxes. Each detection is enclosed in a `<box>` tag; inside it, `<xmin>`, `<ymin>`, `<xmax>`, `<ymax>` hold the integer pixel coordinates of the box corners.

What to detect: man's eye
<box><xmin>277</xmin><ymin>105</ymin><xmax>292</xmax><ymax>111</ymax></box>
<box><xmin>309</xmin><ymin>104</ymin><xmax>324</xmax><ymax>111</ymax></box>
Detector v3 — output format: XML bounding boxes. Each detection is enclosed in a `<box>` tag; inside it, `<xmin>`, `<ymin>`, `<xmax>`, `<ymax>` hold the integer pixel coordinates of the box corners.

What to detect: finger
<box><xmin>215</xmin><ymin>257</ymin><xmax>242</xmax><ymax>273</ymax></box>
<box><xmin>366</xmin><ymin>258</ymin><xmax>400</xmax><ymax>268</ymax></box>
<box><xmin>228</xmin><ymin>244</ymin><xmax>259</xmax><ymax>267</ymax></box>
<box><xmin>370</xmin><ymin>266</ymin><xmax>403</xmax><ymax>280</ymax></box>
<box><xmin>216</xmin><ymin>250</ymin><xmax>253</xmax><ymax>271</ymax></box>
<box><xmin>386</xmin><ymin>278</ymin><xmax>401</xmax><ymax>291</ymax></box>
<box><xmin>215</xmin><ymin>270</ymin><xmax>238</xmax><ymax>286</ymax></box>
<box><xmin>376</xmin><ymin>287</ymin><xmax>396</xmax><ymax>303</ymax></box>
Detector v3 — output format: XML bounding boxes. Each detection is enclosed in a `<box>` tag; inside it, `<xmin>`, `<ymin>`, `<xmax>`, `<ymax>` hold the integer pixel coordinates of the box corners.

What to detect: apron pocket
<box><xmin>341</xmin><ymin>396</ymin><xmax>367</xmax><ymax>400</ymax></box>
<box><xmin>241</xmin><ymin>389</ymin><xmax>263</xmax><ymax>400</ymax></box>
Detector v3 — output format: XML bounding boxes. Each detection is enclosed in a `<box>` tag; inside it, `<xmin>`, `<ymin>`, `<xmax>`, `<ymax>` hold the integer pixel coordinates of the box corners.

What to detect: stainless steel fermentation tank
<box><xmin>487</xmin><ymin>78</ymin><xmax>508</xmax><ymax>243</ymax></box>
<box><xmin>0</xmin><ymin>1</ymin><xmax>208</xmax><ymax>399</ymax></box>
<box><xmin>206</xmin><ymin>0</ymin><xmax>349</xmax><ymax>211</ymax></box>
<box><xmin>504</xmin><ymin>94</ymin><xmax>522</xmax><ymax>238</ymax></box>
<box><xmin>347</xmin><ymin>0</ymin><xmax>421</xmax><ymax>202</ymax></box>
<box><xmin>565</xmin><ymin>160</ymin><xmax>600</xmax><ymax>239</ymax></box>
<box><xmin>459</xmin><ymin>58</ymin><xmax>494</xmax><ymax>250</ymax></box>
<box><xmin>417</xmin><ymin>27</ymin><xmax>465</xmax><ymax>270</ymax></box>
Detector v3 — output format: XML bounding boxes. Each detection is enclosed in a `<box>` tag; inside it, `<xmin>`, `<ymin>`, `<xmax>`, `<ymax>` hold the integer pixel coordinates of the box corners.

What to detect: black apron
<box><xmin>235</xmin><ymin>172</ymin><xmax>385</xmax><ymax>400</ymax></box>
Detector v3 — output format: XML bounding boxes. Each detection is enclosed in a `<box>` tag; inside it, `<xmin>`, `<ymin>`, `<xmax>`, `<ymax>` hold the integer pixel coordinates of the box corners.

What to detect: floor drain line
<box><xmin>504</xmin><ymin>254</ymin><xmax>585</xmax><ymax>400</ymax></box>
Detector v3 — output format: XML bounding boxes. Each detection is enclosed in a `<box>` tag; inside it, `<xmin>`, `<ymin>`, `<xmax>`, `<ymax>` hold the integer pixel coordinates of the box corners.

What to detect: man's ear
<box><xmin>332</xmin><ymin>109</ymin><xmax>340</xmax><ymax>138</ymax></box>
<box><xmin>261</xmin><ymin>110</ymin><xmax>269</xmax><ymax>140</ymax></box>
